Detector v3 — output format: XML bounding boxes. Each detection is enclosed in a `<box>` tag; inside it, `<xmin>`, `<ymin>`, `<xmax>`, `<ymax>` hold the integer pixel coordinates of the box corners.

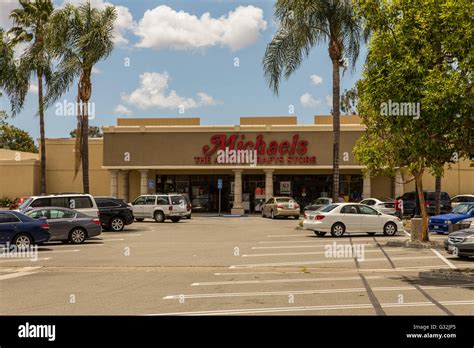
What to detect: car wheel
<box><xmin>186</xmin><ymin>215</ymin><xmax>191</xmax><ymax>220</ymax></box>
<box><xmin>271</xmin><ymin>210</ymin><xmax>275</xmax><ymax>219</ymax></box>
<box><xmin>171</xmin><ymin>217</ymin><xmax>181</xmax><ymax>223</ymax></box>
<box><xmin>294</xmin><ymin>215</ymin><xmax>300</xmax><ymax>219</ymax></box>
<box><xmin>13</xmin><ymin>234</ymin><xmax>33</xmax><ymax>248</ymax></box>
<box><xmin>69</xmin><ymin>228</ymin><xmax>86</xmax><ymax>244</ymax></box>
<box><xmin>314</xmin><ymin>231</ymin><xmax>326</xmax><ymax>237</ymax></box>
<box><xmin>154</xmin><ymin>211</ymin><xmax>165</xmax><ymax>223</ymax></box>
<box><xmin>261</xmin><ymin>210</ymin><xmax>265</xmax><ymax>218</ymax></box>
<box><xmin>109</xmin><ymin>217</ymin><xmax>125</xmax><ymax>232</ymax></box>
<box><xmin>383</xmin><ymin>222</ymin><xmax>397</xmax><ymax>236</ymax></box>
<box><xmin>367</xmin><ymin>232</ymin><xmax>376</xmax><ymax>236</ymax></box>
<box><xmin>135</xmin><ymin>218</ymin><xmax>144</xmax><ymax>222</ymax></box>
<box><xmin>331</xmin><ymin>223</ymin><xmax>345</xmax><ymax>237</ymax></box>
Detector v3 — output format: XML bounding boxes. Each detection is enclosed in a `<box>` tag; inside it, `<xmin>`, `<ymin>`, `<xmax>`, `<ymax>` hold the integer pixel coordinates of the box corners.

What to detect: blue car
<box><xmin>0</xmin><ymin>211</ymin><xmax>50</xmax><ymax>247</ymax></box>
<box><xmin>428</xmin><ymin>203</ymin><xmax>474</xmax><ymax>234</ymax></box>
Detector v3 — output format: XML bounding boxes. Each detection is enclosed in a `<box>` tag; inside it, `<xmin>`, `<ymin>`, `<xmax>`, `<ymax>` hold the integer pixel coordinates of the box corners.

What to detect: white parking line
<box><xmin>430</xmin><ymin>248</ymin><xmax>457</xmax><ymax>269</ymax></box>
<box><xmin>229</xmin><ymin>255</ymin><xmax>439</xmax><ymax>269</ymax></box>
<box><xmin>38</xmin><ymin>249</ymin><xmax>80</xmax><ymax>254</ymax></box>
<box><xmin>266</xmin><ymin>234</ymin><xmax>315</xmax><ymax>237</ymax></box>
<box><xmin>0</xmin><ymin>266</ymin><xmax>42</xmax><ymax>280</ymax></box>
<box><xmin>148</xmin><ymin>300</ymin><xmax>474</xmax><ymax>315</ymax></box>
<box><xmin>191</xmin><ymin>275</ymin><xmax>383</xmax><ymax>286</ymax></box>
<box><xmin>253</xmin><ymin>244</ymin><xmax>384</xmax><ymax>250</ymax></box>
<box><xmin>164</xmin><ymin>283</ymin><xmax>474</xmax><ymax>300</ymax></box>
<box><xmin>98</xmin><ymin>238</ymin><xmax>125</xmax><ymax>242</ymax></box>
<box><xmin>0</xmin><ymin>257</ymin><xmax>51</xmax><ymax>263</ymax></box>
<box><xmin>258</xmin><ymin>237</ymin><xmax>400</xmax><ymax>244</ymax></box>
<box><xmin>214</xmin><ymin>264</ymin><xmax>474</xmax><ymax>276</ymax></box>
<box><xmin>242</xmin><ymin>249</ymin><xmax>412</xmax><ymax>257</ymax></box>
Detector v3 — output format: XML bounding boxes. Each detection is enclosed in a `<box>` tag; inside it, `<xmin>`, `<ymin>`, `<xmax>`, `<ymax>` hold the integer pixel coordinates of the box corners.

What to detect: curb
<box><xmin>385</xmin><ymin>239</ymin><xmax>444</xmax><ymax>250</ymax></box>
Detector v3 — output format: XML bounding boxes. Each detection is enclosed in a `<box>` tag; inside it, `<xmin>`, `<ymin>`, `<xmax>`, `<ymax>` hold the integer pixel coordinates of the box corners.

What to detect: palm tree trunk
<box><xmin>331</xmin><ymin>58</ymin><xmax>341</xmax><ymax>201</ymax></box>
<box><xmin>415</xmin><ymin>173</ymin><xmax>429</xmax><ymax>242</ymax></box>
<box><xmin>435</xmin><ymin>175</ymin><xmax>441</xmax><ymax>215</ymax></box>
<box><xmin>37</xmin><ymin>71</ymin><xmax>46</xmax><ymax>194</ymax></box>
<box><xmin>81</xmin><ymin>101</ymin><xmax>89</xmax><ymax>193</ymax></box>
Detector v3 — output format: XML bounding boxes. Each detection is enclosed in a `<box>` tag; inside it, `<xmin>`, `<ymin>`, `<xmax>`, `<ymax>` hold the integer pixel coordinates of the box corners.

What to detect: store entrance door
<box><xmin>243</xmin><ymin>175</ymin><xmax>265</xmax><ymax>214</ymax></box>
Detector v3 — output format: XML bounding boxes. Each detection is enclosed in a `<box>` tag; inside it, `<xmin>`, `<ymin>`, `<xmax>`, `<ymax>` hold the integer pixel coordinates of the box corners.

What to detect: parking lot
<box><xmin>0</xmin><ymin>216</ymin><xmax>473</xmax><ymax>315</ymax></box>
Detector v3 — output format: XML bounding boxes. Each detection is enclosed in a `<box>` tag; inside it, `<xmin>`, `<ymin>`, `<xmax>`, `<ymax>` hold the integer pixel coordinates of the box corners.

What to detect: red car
<box><xmin>9</xmin><ymin>196</ymin><xmax>30</xmax><ymax>210</ymax></box>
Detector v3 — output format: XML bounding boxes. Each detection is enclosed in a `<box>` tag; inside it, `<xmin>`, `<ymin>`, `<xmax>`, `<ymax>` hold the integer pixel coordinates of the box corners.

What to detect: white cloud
<box><xmin>28</xmin><ymin>83</ymin><xmax>38</xmax><ymax>95</ymax></box>
<box><xmin>300</xmin><ymin>93</ymin><xmax>321</xmax><ymax>108</ymax></box>
<box><xmin>122</xmin><ymin>72</ymin><xmax>217</xmax><ymax>110</ymax></box>
<box><xmin>134</xmin><ymin>5</ymin><xmax>267</xmax><ymax>51</ymax></box>
<box><xmin>114</xmin><ymin>104</ymin><xmax>132</xmax><ymax>115</ymax></box>
<box><xmin>326</xmin><ymin>95</ymin><xmax>333</xmax><ymax>106</ymax></box>
<box><xmin>61</xmin><ymin>0</ymin><xmax>135</xmax><ymax>45</ymax></box>
<box><xmin>92</xmin><ymin>66</ymin><xmax>101</xmax><ymax>74</ymax></box>
<box><xmin>310</xmin><ymin>74</ymin><xmax>323</xmax><ymax>85</ymax></box>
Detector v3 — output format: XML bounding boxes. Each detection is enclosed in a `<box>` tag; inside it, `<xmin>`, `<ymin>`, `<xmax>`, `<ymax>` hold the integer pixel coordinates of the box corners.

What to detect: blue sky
<box><xmin>0</xmin><ymin>0</ymin><xmax>366</xmax><ymax>140</ymax></box>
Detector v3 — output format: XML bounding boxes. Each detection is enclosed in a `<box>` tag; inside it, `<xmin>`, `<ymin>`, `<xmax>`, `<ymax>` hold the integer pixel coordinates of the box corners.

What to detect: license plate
<box><xmin>448</xmin><ymin>245</ymin><xmax>455</xmax><ymax>251</ymax></box>
<box><xmin>433</xmin><ymin>226</ymin><xmax>439</xmax><ymax>229</ymax></box>
<box><xmin>289</xmin><ymin>203</ymin><xmax>294</xmax><ymax>209</ymax></box>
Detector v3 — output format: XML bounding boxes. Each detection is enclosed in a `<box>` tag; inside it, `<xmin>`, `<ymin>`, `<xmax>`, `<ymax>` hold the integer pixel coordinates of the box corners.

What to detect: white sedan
<box><xmin>359</xmin><ymin>198</ymin><xmax>396</xmax><ymax>215</ymax></box>
<box><xmin>303</xmin><ymin>203</ymin><xmax>404</xmax><ymax>237</ymax></box>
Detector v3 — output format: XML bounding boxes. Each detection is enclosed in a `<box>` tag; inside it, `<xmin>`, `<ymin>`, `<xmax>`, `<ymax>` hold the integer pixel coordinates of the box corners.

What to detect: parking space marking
<box><xmin>0</xmin><ymin>266</ymin><xmax>42</xmax><ymax>281</ymax></box>
<box><xmin>266</xmin><ymin>234</ymin><xmax>315</xmax><ymax>237</ymax></box>
<box><xmin>191</xmin><ymin>275</ymin><xmax>382</xmax><ymax>286</ymax></box>
<box><xmin>0</xmin><ymin>257</ymin><xmax>51</xmax><ymax>263</ymax></box>
<box><xmin>164</xmin><ymin>283</ymin><xmax>474</xmax><ymax>300</ymax></box>
<box><xmin>149</xmin><ymin>300</ymin><xmax>474</xmax><ymax>316</ymax></box>
<box><xmin>38</xmin><ymin>249</ymin><xmax>80</xmax><ymax>254</ymax></box>
<box><xmin>431</xmin><ymin>249</ymin><xmax>457</xmax><ymax>269</ymax></box>
<box><xmin>96</xmin><ymin>238</ymin><xmax>125</xmax><ymax>242</ymax></box>
<box><xmin>242</xmin><ymin>249</ymin><xmax>411</xmax><ymax>257</ymax></box>
<box><xmin>258</xmin><ymin>237</ymin><xmax>403</xmax><ymax>244</ymax></box>
<box><xmin>229</xmin><ymin>256</ymin><xmax>439</xmax><ymax>269</ymax></box>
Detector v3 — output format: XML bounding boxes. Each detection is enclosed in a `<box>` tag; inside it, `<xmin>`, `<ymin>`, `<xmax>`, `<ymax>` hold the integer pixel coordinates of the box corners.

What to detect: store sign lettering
<box><xmin>195</xmin><ymin>134</ymin><xmax>316</xmax><ymax>165</ymax></box>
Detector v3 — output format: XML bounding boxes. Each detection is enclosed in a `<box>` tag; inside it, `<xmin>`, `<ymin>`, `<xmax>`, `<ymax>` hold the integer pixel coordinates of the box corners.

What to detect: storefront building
<box><xmin>102</xmin><ymin>115</ymin><xmax>393</xmax><ymax>214</ymax></box>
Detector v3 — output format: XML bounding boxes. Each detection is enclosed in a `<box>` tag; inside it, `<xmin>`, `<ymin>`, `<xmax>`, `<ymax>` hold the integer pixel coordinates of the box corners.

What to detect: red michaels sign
<box><xmin>194</xmin><ymin>133</ymin><xmax>317</xmax><ymax>165</ymax></box>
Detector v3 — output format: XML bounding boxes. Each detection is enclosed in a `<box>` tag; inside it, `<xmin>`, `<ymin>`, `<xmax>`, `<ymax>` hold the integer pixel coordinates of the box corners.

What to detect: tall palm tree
<box><xmin>263</xmin><ymin>0</ymin><xmax>364</xmax><ymax>201</ymax></box>
<box><xmin>0</xmin><ymin>28</ymin><xmax>28</xmax><ymax>117</ymax></box>
<box><xmin>9</xmin><ymin>0</ymin><xmax>54</xmax><ymax>195</ymax></box>
<box><xmin>46</xmin><ymin>2</ymin><xmax>116</xmax><ymax>193</ymax></box>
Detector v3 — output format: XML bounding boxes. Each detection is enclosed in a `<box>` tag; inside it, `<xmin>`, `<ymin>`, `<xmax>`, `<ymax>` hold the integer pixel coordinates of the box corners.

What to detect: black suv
<box><xmin>95</xmin><ymin>197</ymin><xmax>134</xmax><ymax>231</ymax></box>
<box><xmin>400</xmin><ymin>191</ymin><xmax>452</xmax><ymax>217</ymax></box>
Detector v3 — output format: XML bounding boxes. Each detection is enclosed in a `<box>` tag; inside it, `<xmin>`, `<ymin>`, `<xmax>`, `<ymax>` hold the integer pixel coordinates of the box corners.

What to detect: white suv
<box><xmin>17</xmin><ymin>193</ymin><xmax>99</xmax><ymax>217</ymax></box>
<box><xmin>131</xmin><ymin>194</ymin><xmax>188</xmax><ymax>223</ymax></box>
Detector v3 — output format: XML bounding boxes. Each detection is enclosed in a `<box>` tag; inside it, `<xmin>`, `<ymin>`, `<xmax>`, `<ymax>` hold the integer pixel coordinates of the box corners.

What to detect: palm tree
<box><xmin>263</xmin><ymin>0</ymin><xmax>364</xmax><ymax>201</ymax></box>
<box><xmin>9</xmin><ymin>0</ymin><xmax>54</xmax><ymax>195</ymax></box>
<box><xmin>46</xmin><ymin>2</ymin><xmax>116</xmax><ymax>193</ymax></box>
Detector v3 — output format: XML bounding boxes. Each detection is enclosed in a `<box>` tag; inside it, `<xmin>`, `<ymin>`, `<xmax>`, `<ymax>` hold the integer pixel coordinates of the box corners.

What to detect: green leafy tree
<box><xmin>8</xmin><ymin>0</ymin><xmax>55</xmax><ymax>194</ymax></box>
<box><xmin>354</xmin><ymin>0</ymin><xmax>473</xmax><ymax>241</ymax></box>
<box><xmin>262</xmin><ymin>0</ymin><xmax>365</xmax><ymax>201</ymax></box>
<box><xmin>70</xmin><ymin>125</ymin><xmax>103</xmax><ymax>138</ymax></box>
<box><xmin>0</xmin><ymin>114</ymin><xmax>38</xmax><ymax>153</ymax></box>
<box><xmin>46</xmin><ymin>2</ymin><xmax>116</xmax><ymax>193</ymax></box>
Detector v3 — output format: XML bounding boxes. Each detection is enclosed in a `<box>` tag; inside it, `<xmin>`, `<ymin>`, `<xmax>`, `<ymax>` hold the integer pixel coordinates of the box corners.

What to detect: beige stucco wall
<box><xmin>44</xmin><ymin>138</ymin><xmax>110</xmax><ymax>196</ymax></box>
<box><xmin>0</xmin><ymin>160</ymin><xmax>40</xmax><ymax>198</ymax></box>
<box><xmin>403</xmin><ymin>160</ymin><xmax>473</xmax><ymax>196</ymax></box>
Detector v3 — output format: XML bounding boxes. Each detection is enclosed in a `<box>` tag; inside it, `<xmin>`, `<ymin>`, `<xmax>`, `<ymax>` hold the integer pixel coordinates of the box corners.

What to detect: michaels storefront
<box><xmin>102</xmin><ymin>116</ymin><xmax>396</xmax><ymax>214</ymax></box>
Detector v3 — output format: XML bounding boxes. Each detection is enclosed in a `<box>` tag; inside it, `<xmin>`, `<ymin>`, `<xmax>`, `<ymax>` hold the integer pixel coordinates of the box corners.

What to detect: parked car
<box><xmin>261</xmin><ymin>197</ymin><xmax>300</xmax><ymax>219</ymax></box>
<box><xmin>131</xmin><ymin>194</ymin><xmax>188</xmax><ymax>222</ymax></box>
<box><xmin>0</xmin><ymin>211</ymin><xmax>50</xmax><ymax>247</ymax></box>
<box><xmin>25</xmin><ymin>207</ymin><xmax>101</xmax><ymax>244</ymax></box>
<box><xmin>428</xmin><ymin>203</ymin><xmax>474</xmax><ymax>234</ymax></box>
<box><xmin>303</xmin><ymin>203</ymin><xmax>403</xmax><ymax>237</ymax></box>
<box><xmin>303</xmin><ymin>197</ymin><xmax>333</xmax><ymax>213</ymax></box>
<box><xmin>444</xmin><ymin>227</ymin><xmax>474</xmax><ymax>258</ymax></box>
<box><xmin>400</xmin><ymin>191</ymin><xmax>451</xmax><ymax>217</ymax></box>
<box><xmin>95</xmin><ymin>196</ymin><xmax>134</xmax><ymax>231</ymax></box>
<box><xmin>360</xmin><ymin>198</ymin><xmax>396</xmax><ymax>215</ymax></box>
<box><xmin>451</xmin><ymin>194</ymin><xmax>474</xmax><ymax>208</ymax></box>
<box><xmin>9</xmin><ymin>196</ymin><xmax>30</xmax><ymax>210</ymax></box>
<box><xmin>167</xmin><ymin>193</ymin><xmax>192</xmax><ymax>219</ymax></box>
<box><xmin>17</xmin><ymin>193</ymin><xmax>99</xmax><ymax>217</ymax></box>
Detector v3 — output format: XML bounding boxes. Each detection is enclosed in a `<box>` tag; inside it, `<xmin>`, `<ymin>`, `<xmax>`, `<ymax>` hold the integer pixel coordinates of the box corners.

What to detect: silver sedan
<box><xmin>25</xmin><ymin>207</ymin><xmax>101</xmax><ymax>244</ymax></box>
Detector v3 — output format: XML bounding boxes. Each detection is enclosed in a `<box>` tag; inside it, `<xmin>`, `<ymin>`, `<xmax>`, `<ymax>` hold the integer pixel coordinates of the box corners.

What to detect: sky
<box><xmin>0</xmin><ymin>0</ymin><xmax>366</xmax><ymax>140</ymax></box>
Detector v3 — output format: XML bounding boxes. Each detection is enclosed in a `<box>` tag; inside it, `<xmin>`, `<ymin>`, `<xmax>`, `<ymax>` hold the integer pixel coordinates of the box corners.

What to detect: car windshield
<box><xmin>453</xmin><ymin>204</ymin><xmax>473</xmax><ymax>215</ymax></box>
<box><xmin>320</xmin><ymin>204</ymin><xmax>338</xmax><ymax>212</ymax></box>
<box><xmin>18</xmin><ymin>198</ymin><xmax>33</xmax><ymax>210</ymax></box>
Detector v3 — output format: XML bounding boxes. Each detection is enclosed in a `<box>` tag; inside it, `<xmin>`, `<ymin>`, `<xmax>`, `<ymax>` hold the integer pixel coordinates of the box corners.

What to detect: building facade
<box><xmin>1</xmin><ymin>115</ymin><xmax>472</xmax><ymax>213</ymax></box>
